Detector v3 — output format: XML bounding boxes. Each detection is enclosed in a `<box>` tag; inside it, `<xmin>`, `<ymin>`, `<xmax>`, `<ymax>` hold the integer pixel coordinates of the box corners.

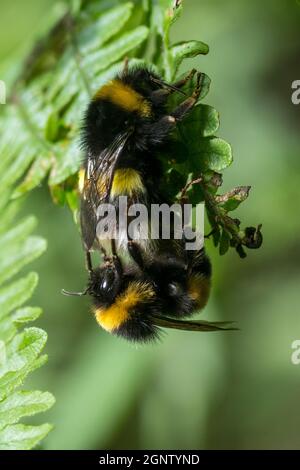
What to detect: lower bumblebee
<box><xmin>63</xmin><ymin>241</ymin><xmax>236</xmax><ymax>343</ymax></box>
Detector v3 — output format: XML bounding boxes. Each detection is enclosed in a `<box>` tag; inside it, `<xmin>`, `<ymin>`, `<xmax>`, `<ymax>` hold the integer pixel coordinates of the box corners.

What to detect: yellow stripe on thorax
<box><xmin>95</xmin><ymin>80</ymin><xmax>152</xmax><ymax>117</ymax></box>
<box><xmin>187</xmin><ymin>274</ymin><xmax>211</xmax><ymax>310</ymax></box>
<box><xmin>111</xmin><ymin>168</ymin><xmax>145</xmax><ymax>197</ymax></box>
<box><xmin>94</xmin><ymin>281</ymin><xmax>155</xmax><ymax>332</ymax></box>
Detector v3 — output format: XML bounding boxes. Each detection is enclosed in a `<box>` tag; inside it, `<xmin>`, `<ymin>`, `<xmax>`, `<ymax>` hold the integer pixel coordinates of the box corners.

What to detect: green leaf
<box><xmin>77</xmin><ymin>3</ymin><xmax>134</xmax><ymax>53</ymax></box>
<box><xmin>151</xmin><ymin>0</ymin><xmax>183</xmax><ymax>79</ymax></box>
<box><xmin>0</xmin><ymin>328</ymin><xmax>48</xmax><ymax>401</ymax></box>
<box><xmin>0</xmin><ymin>194</ymin><xmax>51</xmax><ymax>448</ymax></box>
<box><xmin>12</xmin><ymin>307</ymin><xmax>42</xmax><ymax>324</ymax></box>
<box><xmin>44</xmin><ymin>112</ymin><xmax>60</xmax><ymax>142</ymax></box>
<box><xmin>0</xmin><ymin>147</ymin><xmax>36</xmax><ymax>191</ymax></box>
<box><xmin>5</xmin><ymin>328</ymin><xmax>48</xmax><ymax>371</ymax></box>
<box><xmin>0</xmin><ymin>216</ymin><xmax>36</xmax><ymax>246</ymax></box>
<box><xmin>180</xmin><ymin>104</ymin><xmax>220</xmax><ymax>139</ymax></box>
<box><xmin>0</xmin><ymin>423</ymin><xmax>52</xmax><ymax>450</ymax></box>
<box><xmin>216</xmin><ymin>186</ymin><xmax>251</xmax><ymax>212</ymax></box>
<box><xmin>0</xmin><ymin>201</ymin><xmax>21</xmax><ymax>235</ymax></box>
<box><xmin>0</xmin><ymin>273</ymin><xmax>38</xmax><ymax>321</ymax></box>
<box><xmin>0</xmin><ymin>391</ymin><xmax>55</xmax><ymax>430</ymax></box>
<box><xmin>191</xmin><ymin>137</ymin><xmax>233</xmax><ymax>172</ymax></box>
<box><xmin>171</xmin><ymin>40</ymin><xmax>209</xmax><ymax>74</ymax></box>
<box><xmin>82</xmin><ymin>26</ymin><xmax>149</xmax><ymax>74</ymax></box>
<box><xmin>0</xmin><ymin>355</ymin><xmax>48</xmax><ymax>403</ymax></box>
<box><xmin>0</xmin><ymin>237</ymin><xmax>47</xmax><ymax>286</ymax></box>
<box><xmin>219</xmin><ymin>229</ymin><xmax>231</xmax><ymax>255</ymax></box>
<box><xmin>49</xmin><ymin>140</ymin><xmax>81</xmax><ymax>186</ymax></box>
<box><xmin>151</xmin><ymin>0</ymin><xmax>181</xmax><ymax>38</ymax></box>
<box><xmin>0</xmin><ymin>318</ymin><xmax>16</xmax><ymax>344</ymax></box>
<box><xmin>12</xmin><ymin>156</ymin><xmax>52</xmax><ymax>198</ymax></box>
<box><xmin>0</xmin><ymin>342</ymin><xmax>6</xmax><ymax>367</ymax></box>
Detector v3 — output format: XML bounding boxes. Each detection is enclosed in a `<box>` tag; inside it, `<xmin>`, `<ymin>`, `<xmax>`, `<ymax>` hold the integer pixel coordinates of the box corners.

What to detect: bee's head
<box><xmin>120</xmin><ymin>67</ymin><xmax>161</xmax><ymax>98</ymax></box>
<box><xmin>88</xmin><ymin>263</ymin><xmax>121</xmax><ymax>306</ymax></box>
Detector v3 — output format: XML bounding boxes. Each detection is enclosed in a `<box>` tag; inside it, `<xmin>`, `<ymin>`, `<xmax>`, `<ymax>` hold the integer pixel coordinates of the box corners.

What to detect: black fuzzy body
<box><xmin>79</xmin><ymin>66</ymin><xmax>178</xmax><ymax>253</ymax></box>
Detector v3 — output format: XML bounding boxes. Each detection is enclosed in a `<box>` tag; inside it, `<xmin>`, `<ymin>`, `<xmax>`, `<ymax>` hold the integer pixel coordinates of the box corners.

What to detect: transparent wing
<box><xmin>151</xmin><ymin>315</ymin><xmax>238</xmax><ymax>332</ymax></box>
<box><xmin>80</xmin><ymin>130</ymin><xmax>132</xmax><ymax>250</ymax></box>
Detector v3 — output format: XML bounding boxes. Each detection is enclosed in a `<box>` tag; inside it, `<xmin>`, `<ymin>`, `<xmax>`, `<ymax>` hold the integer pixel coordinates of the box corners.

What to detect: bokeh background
<box><xmin>0</xmin><ymin>0</ymin><xmax>300</xmax><ymax>450</ymax></box>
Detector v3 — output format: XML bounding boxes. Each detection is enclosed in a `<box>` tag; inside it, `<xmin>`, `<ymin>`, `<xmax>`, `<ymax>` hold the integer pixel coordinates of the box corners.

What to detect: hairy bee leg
<box><xmin>171</xmin><ymin>68</ymin><xmax>197</xmax><ymax>89</ymax></box>
<box><xmin>148</xmin><ymin>73</ymin><xmax>203</xmax><ymax>140</ymax></box>
<box><xmin>127</xmin><ymin>240</ymin><xmax>146</xmax><ymax>270</ymax></box>
<box><xmin>150</xmin><ymin>69</ymin><xmax>196</xmax><ymax>99</ymax></box>
<box><xmin>147</xmin><ymin>115</ymin><xmax>177</xmax><ymax>140</ymax></box>
<box><xmin>111</xmin><ymin>238</ymin><xmax>123</xmax><ymax>277</ymax></box>
<box><xmin>171</xmin><ymin>72</ymin><xmax>203</xmax><ymax>121</ymax></box>
<box><xmin>98</xmin><ymin>243</ymin><xmax>111</xmax><ymax>263</ymax></box>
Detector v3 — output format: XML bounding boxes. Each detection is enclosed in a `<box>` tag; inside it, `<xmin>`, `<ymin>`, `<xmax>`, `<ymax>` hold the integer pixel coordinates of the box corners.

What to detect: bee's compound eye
<box><xmin>100</xmin><ymin>269</ymin><xmax>115</xmax><ymax>292</ymax></box>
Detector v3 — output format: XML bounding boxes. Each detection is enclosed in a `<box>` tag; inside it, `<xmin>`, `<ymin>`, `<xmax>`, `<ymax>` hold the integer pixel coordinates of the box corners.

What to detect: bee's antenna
<box><xmin>150</xmin><ymin>76</ymin><xmax>187</xmax><ymax>96</ymax></box>
<box><xmin>61</xmin><ymin>288</ymin><xmax>89</xmax><ymax>297</ymax></box>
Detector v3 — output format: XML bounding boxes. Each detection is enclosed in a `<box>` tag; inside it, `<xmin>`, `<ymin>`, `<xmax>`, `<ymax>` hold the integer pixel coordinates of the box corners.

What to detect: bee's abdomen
<box><xmin>187</xmin><ymin>274</ymin><xmax>211</xmax><ymax>311</ymax></box>
<box><xmin>111</xmin><ymin>168</ymin><xmax>146</xmax><ymax>198</ymax></box>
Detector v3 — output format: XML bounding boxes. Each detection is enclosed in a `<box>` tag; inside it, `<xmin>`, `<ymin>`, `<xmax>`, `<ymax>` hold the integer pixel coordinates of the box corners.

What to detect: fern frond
<box><xmin>0</xmin><ymin>109</ymin><xmax>54</xmax><ymax>451</ymax></box>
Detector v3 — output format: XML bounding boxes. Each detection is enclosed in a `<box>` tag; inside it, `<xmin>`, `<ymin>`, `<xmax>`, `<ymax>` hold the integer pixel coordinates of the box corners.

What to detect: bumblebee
<box><xmin>62</xmin><ymin>64</ymin><xmax>236</xmax><ymax>341</ymax></box>
<box><xmin>79</xmin><ymin>65</ymin><xmax>202</xmax><ymax>255</ymax></box>
<box><xmin>63</xmin><ymin>241</ymin><xmax>236</xmax><ymax>343</ymax></box>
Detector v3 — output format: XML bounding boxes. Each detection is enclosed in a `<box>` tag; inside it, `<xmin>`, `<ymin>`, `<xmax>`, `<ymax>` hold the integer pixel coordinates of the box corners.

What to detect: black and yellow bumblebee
<box><xmin>75</xmin><ymin>240</ymin><xmax>235</xmax><ymax>343</ymax></box>
<box><xmin>63</xmin><ymin>233</ymin><xmax>236</xmax><ymax>342</ymax></box>
<box><xmin>79</xmin><ymin>64</ymin><xmax>202</xmax><ymax>255</ymax></box>
<box><xmin>62</xmin><ymin>64</ymin><xmax>237</xmax><ymax>342</ymax></box>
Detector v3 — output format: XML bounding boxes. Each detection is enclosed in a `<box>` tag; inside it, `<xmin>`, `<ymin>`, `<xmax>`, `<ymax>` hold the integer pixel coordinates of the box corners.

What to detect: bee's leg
<box><xmin>170</xmin><ymin>68</ymin><xmax>197</xmax><ymax>90</ymax></box>
<box><xmin>111</xmin><ymin>245</ymin><xmax>124</xmax><ymax>298</ymax></box>
<box><xmin>127</xmin><ymin>240</ymin><xmax>146</xmax><ymax>271</ymax></box>
<box><xmin>149</xmin><ymin>73</ymin><xmax>203</xmax><ymax>140</ymax></box>
<box><xmin>170</xmin><ymin>72</ymin><xmax>203</xmax><ymax>121</ymax></box>
<box><xmin>62</xmin><ymin>250</ymin><xmax>92</xmax><ymax>296</ymax></box>
<box><xmin>177</xmin><ymin>176</ymin><xmax>204</xmax><ymax>266</ymax></box>
<box><xmin>85</xmin><ymin>251</ymin><xmax>93</xmax><ymax>274</ymax></box>
<box><xmin>99</xmin><ymin>243</ymin><xmax>110</xmax><ymax>263</ymax></box>
<box><xmin>61</xmin><ymin>287</ymin><xmax>89</xmax><ymax>297</ymax></box>
<box><xmin>150</xmin><ymin>69</ymin><xmax>196</xmax><ymax>100</ymax></box>
<box><xmin>111</xmin><ymin>239</ymin><xmax>123</xmax><ymax>277</ymax></box>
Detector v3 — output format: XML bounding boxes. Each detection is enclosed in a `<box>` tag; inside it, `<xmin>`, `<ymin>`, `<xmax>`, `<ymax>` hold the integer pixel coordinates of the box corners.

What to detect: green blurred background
<box><xmin>1</xmin><ymin>0</ymin><xmax>300</xmax><ymax>450</ymax></box>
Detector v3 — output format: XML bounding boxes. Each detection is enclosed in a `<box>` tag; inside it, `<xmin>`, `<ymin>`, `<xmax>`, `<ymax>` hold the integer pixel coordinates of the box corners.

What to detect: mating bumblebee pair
<box><xmin>63</xmin><ymin>65</ymin><xmax>236</xmax><ymax>342</ymax></box>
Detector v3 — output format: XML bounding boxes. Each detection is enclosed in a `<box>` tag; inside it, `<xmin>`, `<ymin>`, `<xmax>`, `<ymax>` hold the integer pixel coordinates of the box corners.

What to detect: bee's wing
<box><xmin>80</xmin><ymin>176</ymin><xmax>99</xmax><ymax>251</ymax></box>
<box><xmin>80</xmin><ymin>130</ymin><xmax>132</xmax><ymax>250</ymax></box>
<box><xmin>151</xmin><ymin>315</ymin><xmax>238</xmax><ymax>332</ymax></box>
